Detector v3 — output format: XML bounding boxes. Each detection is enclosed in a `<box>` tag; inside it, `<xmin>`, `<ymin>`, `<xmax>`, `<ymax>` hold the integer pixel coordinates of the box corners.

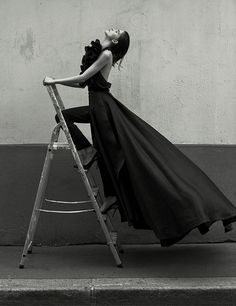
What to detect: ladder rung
<box><xmin>37</xmin><ymin>208</ymin><xmax>95</xmax><ymax>214</ymax></box>
<box><xmin>52</xmin><ymin>142</ymin><xmax>70</xmax><ymax>150</ymax></box>
<box><xmin>45</xmin><ymin>199</ymin><xmax>92</xmax><ymax>204</ymax></box>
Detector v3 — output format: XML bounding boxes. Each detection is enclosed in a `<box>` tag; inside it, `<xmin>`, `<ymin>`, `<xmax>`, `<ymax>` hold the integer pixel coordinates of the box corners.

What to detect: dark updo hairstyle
<box><xmin>109</xmin><ymin>31</ymin><xmax>130</xmax><ymax>70</ymax></box>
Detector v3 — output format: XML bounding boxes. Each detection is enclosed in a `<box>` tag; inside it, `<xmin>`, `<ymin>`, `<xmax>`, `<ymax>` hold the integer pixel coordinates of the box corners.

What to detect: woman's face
<box><xmin>105</xmin><ymin>28</ymin><xmax>124</xmax><ymax>41</ymax></box>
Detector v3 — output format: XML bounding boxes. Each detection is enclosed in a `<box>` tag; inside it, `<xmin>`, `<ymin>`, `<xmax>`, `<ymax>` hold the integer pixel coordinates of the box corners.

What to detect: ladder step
<box><xmin>45</xmin><ymin>199</ymin><xmax>92</xmax><ymax>204</ymax></box>
<box><xmin>37</xmin><ymin>208</ymin><xmax>95</xmax><ymax>214</ymax></box>
<box><xmin>52</xmin><ymin>142</ymin><xmax>70</xmax><ymax>150</ymax></box>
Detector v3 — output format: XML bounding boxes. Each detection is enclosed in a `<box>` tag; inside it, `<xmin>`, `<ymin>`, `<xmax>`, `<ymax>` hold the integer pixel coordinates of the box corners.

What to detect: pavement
<box><xmin>0</xmin><ymin>243</ymin><xmax>236</xmax><ymax>305</ymax></box>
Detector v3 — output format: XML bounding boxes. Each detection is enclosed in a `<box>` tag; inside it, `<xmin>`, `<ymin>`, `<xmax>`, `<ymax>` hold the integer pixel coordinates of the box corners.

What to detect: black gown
<box><xmin>80</xmin><ymin>39</ymin><xmax>236</xmax><ymax>247</ymax></box>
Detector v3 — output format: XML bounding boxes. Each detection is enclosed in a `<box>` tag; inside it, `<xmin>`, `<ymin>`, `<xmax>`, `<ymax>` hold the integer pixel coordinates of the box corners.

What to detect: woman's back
<box><xmin>99</xmin><ymin>49</ymin><xmax>113</xmax><ymax>81</ymax></box>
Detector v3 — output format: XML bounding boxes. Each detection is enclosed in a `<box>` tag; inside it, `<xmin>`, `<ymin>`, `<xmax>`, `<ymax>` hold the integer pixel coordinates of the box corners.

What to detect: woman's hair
<box><xmin>109</xmin><ymin>31</ymin><xmax>130</xmax><ymax>70</ymax></box>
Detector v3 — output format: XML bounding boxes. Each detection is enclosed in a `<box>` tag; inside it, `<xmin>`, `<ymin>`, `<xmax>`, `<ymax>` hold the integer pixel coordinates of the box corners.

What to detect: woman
<box><xmin>44</xmin><ymin>28</ymin><xmax>236</xmax><ymax>247</ymax></box>
<box><xmin>44</xmin><ymin>28</ymin><xmax>128</xmax><ymax>212</ymax></box>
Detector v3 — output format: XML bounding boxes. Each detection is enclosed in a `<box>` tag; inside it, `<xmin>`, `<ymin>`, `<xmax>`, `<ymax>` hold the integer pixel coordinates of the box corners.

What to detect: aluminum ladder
<box><xmin>19</xmin><ymin>84</ymin><xmax>123</xmax><ymax>268</ymax></box>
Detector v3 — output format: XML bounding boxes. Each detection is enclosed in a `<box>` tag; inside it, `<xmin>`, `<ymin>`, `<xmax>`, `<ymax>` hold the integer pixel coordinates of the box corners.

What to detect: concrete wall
<box><xmin>0</xmin><ymin>0</ymin><xmax>236</xmax><ymax>144</ymax></box>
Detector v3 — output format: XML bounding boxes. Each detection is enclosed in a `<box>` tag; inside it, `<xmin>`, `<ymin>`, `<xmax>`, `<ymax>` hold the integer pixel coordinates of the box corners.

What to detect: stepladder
<box><xmin>19</xmin><ymin>84</ymin><xmax>123</xmax><ymax>268</ymax></box>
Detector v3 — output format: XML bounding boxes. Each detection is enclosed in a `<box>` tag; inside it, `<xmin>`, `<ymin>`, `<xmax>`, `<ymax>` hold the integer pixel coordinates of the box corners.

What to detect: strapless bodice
<box><xmin>87</xmin><ymin>71</ymin><xmax>111</xmax><ymax>92</ymax></box>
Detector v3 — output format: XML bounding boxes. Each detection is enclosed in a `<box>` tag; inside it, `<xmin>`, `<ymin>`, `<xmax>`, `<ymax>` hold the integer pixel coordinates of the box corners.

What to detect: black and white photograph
<box><xmin>0</xmin><ymin>0</ymin><xmax>236</xmax><ymax>305</ymax></box>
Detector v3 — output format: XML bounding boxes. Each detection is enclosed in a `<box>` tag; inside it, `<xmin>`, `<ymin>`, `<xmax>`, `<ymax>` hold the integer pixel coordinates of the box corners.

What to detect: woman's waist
<box><xmin>87</xmin><ymin>75</ymin><xmax>111</xmax><ymax>92</ymax></box>
<box><xmin>88</xmin><ymin>87</ymin><xmax>110</xmax><ymax>93</ymax></box>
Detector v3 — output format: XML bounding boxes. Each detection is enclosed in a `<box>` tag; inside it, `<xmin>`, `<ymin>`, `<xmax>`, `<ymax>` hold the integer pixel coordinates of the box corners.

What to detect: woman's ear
<box><xmin>112</xmin><ymin>39</ymin><xmax>118</xmax><ymax>44</ymax></box>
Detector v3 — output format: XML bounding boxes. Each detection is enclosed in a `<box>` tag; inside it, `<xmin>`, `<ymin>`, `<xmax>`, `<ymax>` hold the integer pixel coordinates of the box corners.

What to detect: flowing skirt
<box><xmin>88</xmin><ymin>90</ymin><xmax>236</xmax><ymax>247</ymax></box>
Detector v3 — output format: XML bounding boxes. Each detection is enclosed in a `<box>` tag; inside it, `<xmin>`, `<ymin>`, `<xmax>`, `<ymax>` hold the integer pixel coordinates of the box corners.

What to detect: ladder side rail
<box><xmin>19</xmin><ymin>124</ymin><xmax>61</xmax><ymax>267</ymax></box>
<box><xmin>46</xmin><ymin>86</ymin><xmax>66</xmax><ymax>127</ymax></box>
<box><xmin>50</xmin><ymin>84</ymin><xmax>66</xmax><ymax>110</ymax></box>
<box><xmin>87</xmin><ymin>170</ymin><xmax>117</xmax><ymax>232</ymax></box>
<box><xmin>94</xmin><ymin>185</ymin><xmax>123</xmax><ymax>252</ymax></box>
<box><xmin>89</xmin><ymin>174</ymin><xmax>123</xmax><ymax>258</ymax></box>
<box><xmin>27</xmin><ymin>123</ymin><xmax>61</xmax><ymax>242</ymax></box>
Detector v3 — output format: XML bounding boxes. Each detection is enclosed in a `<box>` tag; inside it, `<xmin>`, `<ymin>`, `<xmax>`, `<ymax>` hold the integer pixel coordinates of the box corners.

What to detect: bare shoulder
<box><xmin>100</xmin><ymin>49</ymin><xmax>112</xmax><ymax>61</ymax></box>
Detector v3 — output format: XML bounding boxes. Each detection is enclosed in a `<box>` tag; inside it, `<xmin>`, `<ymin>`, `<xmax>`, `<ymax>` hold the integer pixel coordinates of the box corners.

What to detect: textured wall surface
<box><xmin>0</xmin><ymin>0</ymin><xmax>236</xmax><ymax>144</ymax></box>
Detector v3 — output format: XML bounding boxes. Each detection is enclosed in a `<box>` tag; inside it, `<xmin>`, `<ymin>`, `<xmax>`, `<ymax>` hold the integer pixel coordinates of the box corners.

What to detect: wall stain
<box><xmin>15</xmin><ymin>29</ymin><xmax>35</xmax><ymax>61</ymax></box>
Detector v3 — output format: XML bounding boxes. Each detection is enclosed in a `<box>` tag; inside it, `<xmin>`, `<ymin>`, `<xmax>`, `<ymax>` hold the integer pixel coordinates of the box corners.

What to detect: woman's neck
<box><xmin>101</xmin><ymin>38</ymin><xmax>112</xmax><ymax>50</ymax></box>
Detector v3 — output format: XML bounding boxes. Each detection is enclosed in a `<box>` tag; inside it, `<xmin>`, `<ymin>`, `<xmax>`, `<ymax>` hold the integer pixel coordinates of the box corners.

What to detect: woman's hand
<box><xmin>43</xmin><ymin>76</ymin><xmax>55</xmax><ymax>86</ymax></box>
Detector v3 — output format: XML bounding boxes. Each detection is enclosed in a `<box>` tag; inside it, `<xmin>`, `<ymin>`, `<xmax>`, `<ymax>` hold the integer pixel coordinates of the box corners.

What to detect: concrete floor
<box><xmin>1</xmin><ymin>243</ymin><xmax>236</xmax><ymax>305</ymax></box>
<box><xmin>1</xmin><ymin>243</ymin><xmax>236</xmax><ymax>278</ymax></box>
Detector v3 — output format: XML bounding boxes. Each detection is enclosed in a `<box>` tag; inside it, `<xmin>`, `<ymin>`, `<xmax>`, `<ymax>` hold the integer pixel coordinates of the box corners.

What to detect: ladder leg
<box><xmin>88</xmin><ymin>168</ymin><xmax>123</xmax><ymax>253</ymax></box>
<box><xmin>19</xmin><ymin>126</ymin><xmax>60</xmax><ymax>268</ymax></box>
<box><xmin>87</xmin><ymin>168</ymin><xmax>123</xmax><ymax>263</ymax></box>
<box><xmin>97</xmin><ymin>188</ymin><xmax>124</xmax><ymax>254</ymax></box>
<box><xmin>104</xmin><ymin>214</ymin><xmax>124</xmax><ymax>253</ymax></box>
<box><xmin>95</xmin><ymin>200</ymin><xmax>122</xmax><ymax>267</ymax></box>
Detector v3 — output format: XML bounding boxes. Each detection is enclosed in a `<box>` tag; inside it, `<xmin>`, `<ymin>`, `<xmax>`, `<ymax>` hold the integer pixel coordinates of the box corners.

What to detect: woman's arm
<box><xmin>44</xmin><ymin>50</ymin><xmax>111</xmax><ymax>86</ymax></box>
<box><xmin>43</xmin><ymin>77</ymin><xmax>83</xmax><ymax>87</ymax></box>
<box><xmin>57</xmin><ymin>82</ymin><xmax>83</xmax><ymax>88</ymax></box>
